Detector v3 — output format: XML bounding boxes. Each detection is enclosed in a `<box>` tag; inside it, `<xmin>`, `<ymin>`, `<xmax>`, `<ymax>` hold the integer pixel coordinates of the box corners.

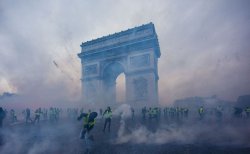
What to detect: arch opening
<box><xmin>102</xmin><ymin>62</ymin><xmax>125</xmax><ymax>104</ymax></box>
<box><xmin>116</xmin><ymin>73</ymin><xmax>126</xmax><ymax>104</ymax></box>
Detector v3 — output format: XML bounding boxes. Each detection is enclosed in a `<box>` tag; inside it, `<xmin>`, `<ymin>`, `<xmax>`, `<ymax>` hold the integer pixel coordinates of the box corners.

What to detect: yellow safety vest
<box><xmin>83</xmin><ymin>113</ymin><xmax>96</xmax><ymax>126</ymax></box>
<box><xmin>246</xmin><ymin>108</ymin><xmax>250</xmax><ymax>112</ymax></box>
<box><xmin>153</xmin><ymin>109</ymin><xmax>157</xmax><ymax>115</ymax></box>
<box><xmin>104</xmin><ymin>111</ymin><xmax>112</xmax><ymax>119</ymax></box>
<box><xmin>199</xmin><ymin>108</ymin><xmax>204</xmax><ymax>113</ymax></box>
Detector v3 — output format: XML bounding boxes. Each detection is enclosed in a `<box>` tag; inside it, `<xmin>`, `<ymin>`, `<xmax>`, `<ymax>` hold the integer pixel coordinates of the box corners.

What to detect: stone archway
<box><xmin>78</xmin><ymin>23</ymin><xmax>161</xmax><ymax>107</ymax></box>
<box><xmin>102</xmin><ymin>62</ymin><xmax>125</xmax><ymax>105</ymax></box>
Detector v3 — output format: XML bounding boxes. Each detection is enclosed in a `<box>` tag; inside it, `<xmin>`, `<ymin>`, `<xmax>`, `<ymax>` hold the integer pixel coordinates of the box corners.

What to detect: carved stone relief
<box><xmin>133</xmin><ymin>77</ymin><xmax>148</xmax><ymax>99</ymax></box>
<box><xmin>84</xmin><ymin>64</ymin><xmax>97</xmax><ymax>76</ymax></box>
<box><xmin>130</xmin><ymin>54</ymin><xmax>150</xmax><ymax>68</ymax></box>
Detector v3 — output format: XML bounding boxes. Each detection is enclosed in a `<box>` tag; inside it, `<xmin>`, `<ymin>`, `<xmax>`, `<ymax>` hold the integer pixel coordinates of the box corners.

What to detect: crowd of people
<box><xmin>0</xmin><ymin>107</ymin><xmax>64</xmax><ymax>126</ymax></box>
<box><xmin>0</xmin><ymin>105</ymin><xmax>250</xmax><ymax>127</ymax></box>
<box><xmin>0</xmin><ymin>105</ymin><xmax>249</xmax><ymax>153</ymax></box>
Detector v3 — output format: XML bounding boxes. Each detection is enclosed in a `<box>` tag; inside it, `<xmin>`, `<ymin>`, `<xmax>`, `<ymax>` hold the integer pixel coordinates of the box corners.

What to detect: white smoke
<box><xmin>114</xmin><ymin>119</ymin><xmax>250</xmax><ymax>146</ymax></box>
<box><xmin>112</xmin><ymin>104</ymin><xmax>132</xmax><ymax>141</ymax></box>
<box><xmin>113</xmin><ymin>104</ymin><xmax>132</xmax><ymax>119</ymax></box>
<box><xmin>0</xmin><ymin>122</ymin><xmax>80</xmax><ymax>154</ymax></box>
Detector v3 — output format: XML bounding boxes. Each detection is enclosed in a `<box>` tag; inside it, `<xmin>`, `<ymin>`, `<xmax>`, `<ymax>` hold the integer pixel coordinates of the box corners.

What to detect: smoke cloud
<box><xmin>113</xmin><ymin>104</ymin><xmax>132</xmax><ymax>140</ymax></box>
<box><xmin>115</xmin><ymin>118</ymin><xmax>250</xmax><ymax>147</ymax></box>
<box><xmin>0</xmin><ymin>0</ymin><xmax>250</xmax><ymax>107</ymax></box>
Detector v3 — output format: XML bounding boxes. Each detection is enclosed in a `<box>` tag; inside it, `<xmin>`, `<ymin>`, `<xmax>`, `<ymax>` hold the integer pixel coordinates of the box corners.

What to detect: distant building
<box><xmin>236</xmin><ymin>95</ymin><xmax>250</xmax><ymax>107</ymax></box>
<box><xmin>174</xmin><ymin>95</ymin><xmax>233</xmax><ymax>109</ymax></box>
<box><xmin>0</xmin><ymin>92</ymin><xmax>16</xmax><ymax>100</ymax></box>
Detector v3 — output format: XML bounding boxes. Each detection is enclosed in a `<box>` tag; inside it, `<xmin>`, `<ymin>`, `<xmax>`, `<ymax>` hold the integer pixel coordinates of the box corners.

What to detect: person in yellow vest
<box><xmin>153</xmin><ymin>107</ymin><xmax>158</xmax><ymax>118</ymax></box>
<box><xmin>198</xmin><ymin>106</ymin><xmax>204</xmax><ymax>120</ymax></box>
<box><xmin>245</xmin><ymin>107</ymin><xmax>250</xmax><ymax>118</ymax></box>
<box><xmin>103</xmin><ymin>106</ymin><xmax>112</xmax><ymax>133</ymax></box>
<box><xmin>78</xmin><ymin>111</ymin><xmax>97</xmax><ymax>139</ymax></box>
<box><xmin>78</xmin><ymin>111</ymin><xmax>97</xmax><ymax>154</ymax></box>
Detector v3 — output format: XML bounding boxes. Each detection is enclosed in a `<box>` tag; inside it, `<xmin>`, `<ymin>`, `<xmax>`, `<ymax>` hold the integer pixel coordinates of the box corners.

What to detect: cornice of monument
<box><xmin>81</xmin><ymin>22</ymin><xmax>155</xmax><ymax>46</ymax></box>
<box><xmin>80</xmin><ymin>22</ymin><xmax>159</xmax><ymax>53</ymax></box>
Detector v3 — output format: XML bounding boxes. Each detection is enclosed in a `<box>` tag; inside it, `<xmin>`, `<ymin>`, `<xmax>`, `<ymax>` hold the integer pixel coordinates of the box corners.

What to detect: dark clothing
<box><xmin>234</xmin><ymin>108</ymin><xmax>243</xmax><ymax>118</ymax></box>
<box><xmin>102</xmin><ymin>109</ymin><xmax>112</xmax><ymax>132</ymax></box>
<box><xmin>0</xmin><ymin>108</ymin><xmax>6</xmax><ymax>146</ymax></box>
<box><xmin>103</xmin><ymin>118</ymin><xmax>111</xmax><ymax>132</ymax></box>
<box><xmin>142</xmin><ymin>107</ymin><xmax>147</xmax><ymax>120</ymax></box>
<box><xmin>34</xmin><ymin>115</ymin><xmax>40</xmax><ymax>123</ymax></box>
<box><xmin>34</xmin><ymin>109</ymin><xmax>41</xmax><ymax>124</ymax></box>
<box><xmin>78</xmin><ymin>112</ymin><xmax>97</xmax><ymax>139</ymax></box>
<box><xmin>131</xmin><ymin>108</ymin><xmax>135</xmax><ymax>120</ymax></box>
<box><xmin>0</xmin><ymin>108</ymin><xmax>6</xmax><ymax>128</ymax></box>
<box><xmin>25</xmin><ymin>109</ymin><xmax>32</xmax><ymax>123</ymax></box>
<box><xmin>80</xmin><ymin>125</ymin><xmax>94</xmax><ymax>139</ymax></box>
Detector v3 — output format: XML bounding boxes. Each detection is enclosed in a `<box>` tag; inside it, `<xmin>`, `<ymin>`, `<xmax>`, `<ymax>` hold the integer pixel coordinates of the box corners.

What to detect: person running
<box><xmin>77</xmin><ymin>111</ymin><xmax>98</xmax><ymax>153</ymax></box>
<box><xmin>78</xmin><ymin>111</ymin><xmax>98</xmax><ymax>139</ymax></box>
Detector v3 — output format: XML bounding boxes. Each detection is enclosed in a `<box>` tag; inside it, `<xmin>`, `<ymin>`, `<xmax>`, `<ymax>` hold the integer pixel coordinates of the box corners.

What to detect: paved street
<box><xmin>1</xmin><ymin>114</ymin><xmax>250</xmax><ymax>154</ymax></box>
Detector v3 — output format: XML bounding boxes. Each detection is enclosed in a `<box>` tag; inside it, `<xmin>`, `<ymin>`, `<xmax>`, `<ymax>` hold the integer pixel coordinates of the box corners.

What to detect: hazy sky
<box><xmin>0</xmin><ymin>0</ymin><xmax>249</xmax><ymax>106</ymax></box>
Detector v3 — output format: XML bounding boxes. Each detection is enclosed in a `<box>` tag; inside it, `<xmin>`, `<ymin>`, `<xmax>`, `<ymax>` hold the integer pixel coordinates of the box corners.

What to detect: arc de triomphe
<box><xmin>78</xmin><ymin>23</ymin><xmax>161</xmax><ymax>107</ymax></box>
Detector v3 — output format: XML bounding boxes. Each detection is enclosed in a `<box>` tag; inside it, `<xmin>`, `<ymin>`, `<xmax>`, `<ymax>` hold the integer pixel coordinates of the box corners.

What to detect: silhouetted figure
<box><xmin>198</xmin><ymin>106</ymin><xmax>205</xmax><ymax>120</ymax></box>
<box><xmin>34</xmin><ymin>108</ymin><xmax>42</xmax><ymax>124</ymax></box>
<box><xmin>131</xmin><ymin>107</ymin><xmax>135</xmax><ymax>120</ymax></box>
<box><xmin>0</xmin><ymin>107</ymin><xmax>6</xmax><ymax>145</ymax></box>
<box><xmin>184</xmin><ymin>108</ymin><xmax>189</xmax><ymax>118</ymax></box>
<box><xmin>49</xmin><ymin>107</ymin><xmax>55</xmax><ymax>121</ymax></box>
<box><xmin>234</xmin><ymin>107</ymin><xmax>243</xmax><ymax>118</ymax></box>
<box><xmin>42</xmin><ymin>108</ymin><xmax>48</xmax><ymax>120</ymax></box>
<box><xmin>245</xmin><ymin>107</ymin><xmax>250</xmax><ymax>118</ymax></box>
<box><xmin>0</xmin><ymin>107</ymin><xmax>6</xmax><ymax>128</ymax></box>
<box><xmin>158</xmin><ymin>107</ymin><xmax>161</xmax><ymax>118</ymax></box>
<box><xmin>148</xmin><ymin>107</ymin><xmax>152</xmax><ymax>119</ymax></box>
<box><xmin>142</xmin><ymin>107</ymin><xmax>147</xmax><ymax>120</ymax></box>
<box><xmin>10</xmin><ymin>109</ymin><xmax>17</xmax><ymax>123</ymax></box>
<box><xmin>55</xmin><ymin>108</ymin><xmax>60</xmax><ymax>121</ymax></box>
<box><xmin>103</xmin><ymin>106</ymin><xmax>112</xmax><ymax>133</ymax></box>
<box><xmin>25</xmin><ymin>108</ymin><xmax>33</xmax><ymax>124</ymax></box>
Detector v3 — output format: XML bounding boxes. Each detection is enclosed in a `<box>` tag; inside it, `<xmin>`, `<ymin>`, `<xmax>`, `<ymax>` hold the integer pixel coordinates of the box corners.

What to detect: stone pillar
<box><xmin>126</xmin><ymin>50</ymin><xmax>159</xmax><ymax>107</ymax></box>
<box><xmin>126</xmin><ymin>72</ymin><xmax>158</xmax><ymax>107</ymax></box>
<box><xmin>81</xmin><ymin>62</ymin><xmax>102</xmax><ymax>104</ymax></box>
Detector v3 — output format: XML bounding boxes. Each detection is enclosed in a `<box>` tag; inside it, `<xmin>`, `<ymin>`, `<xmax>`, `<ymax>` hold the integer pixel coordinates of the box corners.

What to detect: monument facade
<box><xmin>78</xmin><ymin>23</ymin><xmax>161</xmax><ymax>107</ymax></box>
